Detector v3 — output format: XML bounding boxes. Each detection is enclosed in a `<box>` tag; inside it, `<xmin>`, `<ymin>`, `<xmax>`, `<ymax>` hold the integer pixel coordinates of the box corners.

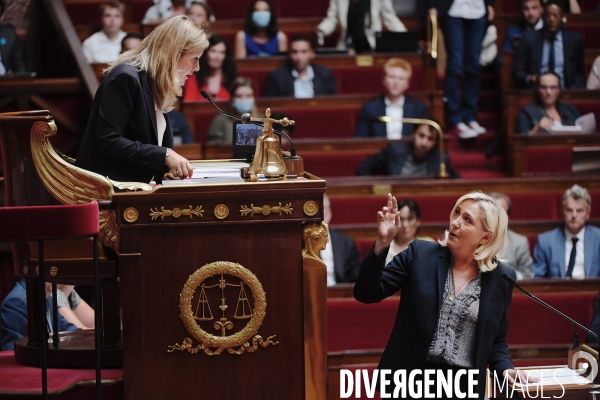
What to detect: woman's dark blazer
<box><xmin>76</xmin><ymin>63</ymin><xmax>173</xmax><ymax>184</ymax></box>
<box><xmin>514</xmin><ymin>101</ymin><xmax>581</xmax><ymax>135</ymax></box>
<box><xmin>354</xmin><ymin>240</ymin><xmax>516</xmax><ymax>399</ymax></box>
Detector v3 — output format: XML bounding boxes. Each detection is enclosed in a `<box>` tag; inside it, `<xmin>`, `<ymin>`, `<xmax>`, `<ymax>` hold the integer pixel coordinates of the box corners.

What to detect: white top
<box><xmin>384</xmin><ymin>95</ymin><xmax>404</xmax><ymax>140</ymax></box>
<box><xmin>291</xmin><ymin>65</ymin><xmax>315</xmax><ymax>99</ymax></box>
<box><xmin>565</xmin><ymin>226</ymin><xmax>585</xmax><ymax>279</ymax></box>
<box><xmin>156</xmin><ymin>109</ymin><xmax>166</xmax><ymax>146</ymax></box>
<box><xmin>82</xmin><ymin>30</ymin><xmax>127</xmax><ymax>64</ymax></box>
<box><xmin>448</xmin><ymin>0</ymin><xmax>486</xmax><ymax>19</ymax></box>
<box><xmin>320</xmin><ymin>229</ymin><xmax>337</xmax><ymax>287</ymax></box>
<box><xmin>0</xmin><ymin>52</ymin><xmax>6</xmax><ymax>75</ymax></box>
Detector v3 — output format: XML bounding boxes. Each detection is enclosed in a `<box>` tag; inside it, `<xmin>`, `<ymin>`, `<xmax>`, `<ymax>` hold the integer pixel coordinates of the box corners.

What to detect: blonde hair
<box><xmin>438</xmin><ymin>191</ymin><xmax>508</xmax><ymax>272</ymax></box>
<box><xmin>105</xmin><ymin>16</ymin><xmax>208</xmax><ymax>112</ymax></box>
<box><xmin>383</xmin><ymin>58</ymin><xmax>413</xmax><ymax>78</ymax></box>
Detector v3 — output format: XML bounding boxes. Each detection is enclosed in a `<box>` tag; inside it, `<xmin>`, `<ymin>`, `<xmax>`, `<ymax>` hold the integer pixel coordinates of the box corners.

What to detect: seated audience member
<box><xmin>385</xmin><ymin>199</ymin><xmax>434</xmax><ymax>264</ymax></box>
<box><xmin>355</xmin><ymin>58</ymin><xmax>430</xmax><ymax>139</ymax></box>
<box><xmin>121</xmin><ymin>33</ymin><xmax>143</xmax><ymax>53</ymax></box>
<box><xmin>317</xmin><ymin>0</ymin><xmax>406</xmax><ymax>53</ymax></box>
<box><xmin>357</xmin><ymin>123</ymin><xmax>460</xmax><ymax>178</ymax></box>
<box><xmin>0</xmin><ymin>0</ymin><xmax>26</xmax><ymax>75</ymax></box>
<box><xmin>82</xmin><ymin>2</ymin><xmax>126</xmax><ymax>64</ymax></box>
<box><xmin>551</xmin><ymin>0</ymin><xmax>581</xmax><ymax>13</ymax></box>
<box><xmin>143</xmin><ymin>0</ymin><xmax>186</xmax><ymax>25</ymax></box>
<box><xmin>490</xmin><ymin>192</ymin><xmax>534</xmax><ymax>279</ymax></box>
<box><xmin>263</xmin><ymin>36</ymin><xmax>337</xmax><ymax>98</ymax></box>
<box><xmin>184</xmin><ymin>34</ymin><xmax>236</xmax><ymax>101</ymax></box>
<box><xmin>515</xmin><ymin>71</ymin><xmax>580</xmax><ymax>134</ymax></box>
<box><xmin>55</xmin><ymin>285</ymin><xmax>95</xmax><ymax>330</ymax></box>
<box><xmin>320</xmin><ymin>195</ymin><xmax>362</xmax><ymax>286</ymax></box>
<box><xmin>234</xmin><ymin>0</ymin><xmax>287</xmax><ymax>58</ymax></box>
<box><xmin>587</xmin><ymin>56</ymin><xmax>600</xmax><ymax>89</ymax></box>
<box><xmin>1</xmin><ymin>280</ymin><xmax>77</xmax><ymax>350</ymax></box>
<box><xmin>503</xmin><ymin>0</ymin><xmax>544</xmax><ymax>51</ymax></box>
<box><xmin>513</xmin><ymin>0</ymin><xmax>585</xmax><ymax>89</ymax></box>
<box><xmin>207</xmin><ymin>77</ymin><xmax>260</xmax><ymax>143</ymax></box>
<box><xmin>533</xmin><ymin>185</ymin><xmax>600</xmax><ymax>278</ymax></box>
<box><xmin>186</xmin><ymin>1</ymin><xmax>213</xmax><ymax>33</ymax></box>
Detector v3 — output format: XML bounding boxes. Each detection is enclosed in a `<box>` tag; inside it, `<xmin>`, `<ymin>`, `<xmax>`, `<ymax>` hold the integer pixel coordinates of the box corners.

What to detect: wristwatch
<box><xmin>165</xmin><ymin>148</ymin><xmax>170</xmax><ymax>158</ymax></box>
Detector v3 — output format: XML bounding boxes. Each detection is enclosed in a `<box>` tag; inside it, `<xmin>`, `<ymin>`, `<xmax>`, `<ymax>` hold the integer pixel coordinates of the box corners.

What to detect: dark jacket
<box><xmin>76</xmin><ymin>63</ymin><xmax>173</xmax><ymax>184</ymax></box>
<box><xmin>0</xmin><ymin>23</ymin><xmax>26</xmax><ymax>74</ymax></box>
<box><xmin>354</xmin><ymin>240</ymin><xmax>516</xmax><ymax>399</ymax></box>
<box><xmin>355</xmin><ymin>95</ymin><xmax>431</xmax><ymax>138</ymax></box>
<box><xmin>513</xmin><ymin>27</ymin><xmax>585</xmax><ymax>89</ymax></box>
<box><xmin>262</xmin><ymin>63</ymin><xmax>338</xmax><ymax>97</ymax></box>
<box><xmin>356</xmin><ymin>141</ymin><xmax>460</xmax><ymax>178</ymax></box>
<box><xmin>514</xmin><ymin>101</ymin><xmax>581</xmax><ymax>134</ymax></box>
<box><xmin>329</xmin><ymin>228</ymin><xmax>362</xmax><ymax>283</ymax></box>
<box><xmin>426</xmin><ymin>0</ymin><xmax>494</xmax><ymax>18</ymax></box>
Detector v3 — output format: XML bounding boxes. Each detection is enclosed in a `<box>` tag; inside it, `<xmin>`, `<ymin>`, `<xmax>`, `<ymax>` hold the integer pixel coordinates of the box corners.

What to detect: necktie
<box><xmin>548</xmin><ymin>36</ymin><xmax>556</xmax><ymax>73</ymax></box>
<box><xmin>566</xmin><ymin>237</ymin><xmax>579</xmax><ymax>278</ymax></box>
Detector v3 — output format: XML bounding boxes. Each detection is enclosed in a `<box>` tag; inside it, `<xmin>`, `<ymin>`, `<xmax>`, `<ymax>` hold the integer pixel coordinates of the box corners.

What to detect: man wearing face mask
<box><xmin>207</xmin><ymin>77</ymin><xmax>264</xmax><ymax>143</ymax></box>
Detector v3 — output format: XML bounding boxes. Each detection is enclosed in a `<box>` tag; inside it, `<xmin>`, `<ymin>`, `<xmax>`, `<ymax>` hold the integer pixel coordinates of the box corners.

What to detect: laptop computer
<box><xmin>375</xmin><ymin>31</ymin><xmax>420</xmax><ymax>53</ymax></box>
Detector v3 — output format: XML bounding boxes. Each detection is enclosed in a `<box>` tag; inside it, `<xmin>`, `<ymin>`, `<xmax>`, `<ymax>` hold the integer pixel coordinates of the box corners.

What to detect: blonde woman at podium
<box><xmin>76</xmin><ymin>16</ymin><xmax>208</xmax><ymax>184</ymax></box>
<box><xmin>354</xmin><ymin>191</ymin><xmax>534</xmax><ymax>398</ymax></box>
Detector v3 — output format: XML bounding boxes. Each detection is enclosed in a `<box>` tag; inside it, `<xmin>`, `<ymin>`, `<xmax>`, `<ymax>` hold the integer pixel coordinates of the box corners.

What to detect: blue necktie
<box><xmin>548</xmin><ymin>37</ymin><xmax>556</xmax><ymax>73</ymax></box>
<box><xmin>566</xmin><ymin>237</ymin><xmax>579</xmax><ymax>278</ymax></box>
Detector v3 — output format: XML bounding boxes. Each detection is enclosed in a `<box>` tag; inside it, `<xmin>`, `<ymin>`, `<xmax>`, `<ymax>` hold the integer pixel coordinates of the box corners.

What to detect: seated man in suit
<box><xmin>320</xmin><ymin>195</ymin><xmax>362</xmax><ymax>286</ymax></box>
<box><xmin>503</xmin><ymin>0</ymin><xmax>544</xmax><ymax>51</ymax></box>
<box><xmin>515</xmin><ymin>71</ymin><xmax>580</xmax><ymax>134</ymax></box>
<box><xmin>356</xmin><ymin>122</ymin><xmax>460</xmax><ymax>178</ymax></box>
<box><xmin>490</xmin><ymin>192</ymin><xmax>534</xmax><ymax>279</ymax></box>
<box><xmin>355</xmin><ymin>58</ymin><xmax>430</xmax><ymax>139</ymax></box>
<box><xmin>0</xmin><ymin>0</ymin><xmax>26</xmax><ymax>75</ymax></box>
<box><xmin>263</xmin><ymin>36</ymin><xmax>337</xmax><ymax>98</ymax></box>
<box><xmin>513</xmin><ymin>0</ymin><xmax>585</xmax><ymax>88</ymax></box>
<box><xmin>533</xmin><ymin>185</ymin><xmax>600</xmax><ymax>278</ymax></box>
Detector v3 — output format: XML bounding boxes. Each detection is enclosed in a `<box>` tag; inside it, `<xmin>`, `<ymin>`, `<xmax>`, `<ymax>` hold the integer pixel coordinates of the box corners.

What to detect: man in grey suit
<box><xmin>490</xmin><ymin>192</ymin><xmax>534</xmax><ymax>279</ymax></box>
<box><xmin>533</xmin><ymin>185</ymin><xmax>600</xmax><ymax>278</ymax></box>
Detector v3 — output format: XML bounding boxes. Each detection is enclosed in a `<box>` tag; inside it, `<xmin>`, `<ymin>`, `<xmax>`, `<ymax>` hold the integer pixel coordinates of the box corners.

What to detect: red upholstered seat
<box><xmin>303</xmin><ymin>152</ymin><xmax>371</xmax><ymax>177</ymax></box>
<box><xmin>276</xmin><ymin>107</ymin><xmax>360</xmax><ymax>138</ymax></box>
<box><xmin>524</xmin><ymin>147</ymin><xmax>572</xmax><ymax>174</ymax></box>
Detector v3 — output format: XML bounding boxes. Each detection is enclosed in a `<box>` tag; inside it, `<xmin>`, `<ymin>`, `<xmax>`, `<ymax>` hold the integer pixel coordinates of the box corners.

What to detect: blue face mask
<box><xmin>252</xmin><ymin>11</ymin><xmax>271</xmax><ymax>27</ymax></box>
<box><xmin>233</xmin><ymin>99</ymin><xmax>255</xmax><ymax>113</ymax></box>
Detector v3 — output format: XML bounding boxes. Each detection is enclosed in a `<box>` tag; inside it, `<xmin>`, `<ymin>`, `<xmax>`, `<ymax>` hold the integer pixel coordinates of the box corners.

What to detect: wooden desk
<box><xmin>111</xmin><ymin>173</ymin><xmax>327</xmax><ymax>399</ymax></box>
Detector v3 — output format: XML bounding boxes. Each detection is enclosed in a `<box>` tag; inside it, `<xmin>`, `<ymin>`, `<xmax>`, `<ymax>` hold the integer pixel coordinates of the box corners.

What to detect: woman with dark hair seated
<box><xmin>385</xmin><ymin>199</ymin><xmax>433</xmax><ymax>264</ymax></box>
<box><xmin>184</xmin><ymin>34</ymin><xmax>236</xmax><ymax>101</ymax></box>
<box><xmin>234</xmin><ymin>0</ymin><xmax>287</xmax><ymax>58</ymax></box>
<box><xmin>515</xmin><ymin>71</ymin><xmax>581</xmax><ymax>135</ymax></box>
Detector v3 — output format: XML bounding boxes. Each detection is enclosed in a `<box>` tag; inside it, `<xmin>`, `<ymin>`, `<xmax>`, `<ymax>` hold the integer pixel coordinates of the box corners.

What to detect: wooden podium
<box><xmin>110</xmin><ymin>173</ymin><xmax>327</xmax><ymax>399</ymax></box>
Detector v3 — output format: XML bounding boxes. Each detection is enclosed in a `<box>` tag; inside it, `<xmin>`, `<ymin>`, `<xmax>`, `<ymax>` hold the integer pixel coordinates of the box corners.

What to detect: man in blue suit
<box><xmin>503</xmin><ymin>0</ymin><xmax>544</xmax><ymax>51</ymax></box>
<box><xmin>534</xmin><ymin>185</ymin><xmax>600</xmax><ymax>278</ymax></box>
<box><xmin>355</xmin><ymin>58</ymin><xmax>430</xmax><ymax>139</ymax></box>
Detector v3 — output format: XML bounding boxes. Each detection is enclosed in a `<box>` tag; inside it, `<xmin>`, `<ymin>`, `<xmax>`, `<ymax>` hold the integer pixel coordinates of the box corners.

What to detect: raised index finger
<box><xmin>391</xmin><ymin>194</ymin><xmax>398</xmax><ymax>214</ymax></box>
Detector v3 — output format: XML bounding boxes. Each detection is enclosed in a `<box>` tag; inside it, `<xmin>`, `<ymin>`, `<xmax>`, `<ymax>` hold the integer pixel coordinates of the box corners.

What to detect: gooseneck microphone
<box><xmin>199</xmin><ymin>90</ymin><xmax>297</xmax><ymax>157</ymax></box>
<box><xmin>502</xmin><ymin>273</ymin><xmax>600</xmax><ymax>348</ymax></box>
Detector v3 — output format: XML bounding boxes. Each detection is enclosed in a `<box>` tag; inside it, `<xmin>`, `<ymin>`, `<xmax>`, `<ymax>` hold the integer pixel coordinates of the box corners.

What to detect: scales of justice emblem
<box><xmin>168</xmin><ymin>261</ymin><xmax>278</xmax><ymax>355</ymax></box>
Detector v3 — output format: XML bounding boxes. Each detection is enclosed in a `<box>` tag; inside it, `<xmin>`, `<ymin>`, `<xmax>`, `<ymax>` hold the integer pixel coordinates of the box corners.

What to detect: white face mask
<box><xmin>252</xmin><ymin>11</ymin><xmax>271</xmax><ymax>27</ymax></box>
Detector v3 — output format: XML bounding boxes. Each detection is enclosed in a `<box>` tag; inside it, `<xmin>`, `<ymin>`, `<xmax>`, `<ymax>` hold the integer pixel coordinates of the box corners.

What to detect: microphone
<box><xmin>502</xmin><ymin>273</ymin><xmax>600</xmax><ymax>349</ymax></box>
<box><xmin>200</xmin><ymin>90</ymin><xmax>297</xmax><ymax>157</ymax></box>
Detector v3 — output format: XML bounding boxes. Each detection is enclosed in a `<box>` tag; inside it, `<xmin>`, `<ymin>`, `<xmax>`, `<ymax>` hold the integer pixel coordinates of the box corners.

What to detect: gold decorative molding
<box><xmin>149</xmin><ymin>206</ymin><xmax>204</xmax><ymax>221</ymax></box>
<box><xmin>23</xmin><ymin>265</ymin><xmax>29</xmax><ymax>275</ymax></box>
<box><xmin>168</xmin><ymin>261</ymin><xmax>278</xmax><ymax>356</ymax></box>
<box><xmin>302</xmin><ymin>222</ymin><xmax>329</xmax><ymax>261</ymax></box>
<box><xmin>123</xmin><ymin>207</ymin><xmax>139</xmax><ymax>223</ymax></box>
<box><xmin>35</xmin><ymin>266</ymin><xmax>39</xmax><ymax>276</ymax></box>
<box><xmin>50</xmin><ymin>266</ymin><xmax>58</xmax><ymax>276</ymax></box>
<box><xmin>214</xmin><ymin>204</ymin><xmax>229</xmax><ymax>220</ymax></box>
<box><xmin>303</xmin><ymin>201</ymin><xmax>319</xmax><ymax>217</ymax></box>
<box><xmin>239</xmin><ymin>202</ymin><xmax>293</xmax><ymax>217</ymax></box>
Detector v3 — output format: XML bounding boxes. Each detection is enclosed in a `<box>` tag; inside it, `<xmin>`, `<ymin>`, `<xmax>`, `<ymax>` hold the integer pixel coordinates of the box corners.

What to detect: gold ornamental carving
<box><xmin>168</xmin><ymin>261</ymin><xmax>278</xmax><ymax>356</ymax></box>
<box><xmin>214</xmin><ymin>204</ymin><xmax>229</xmax><ymax>220</ymax></box>
<box><xmin>150</xmin><ymin>205</ymin><xmax>204</xmax><ymax>221</ymax></box>
<box><xmin>303</xmin><ymin>201</ymin><xmax>319</xmax><ymax>216</ymax></box>
<box><xmin>35</xmin><ymin>266</ymin><xmax>39</xmax><ymax>275</ymax></box>
<box><xmin>50</xmin><ymin>266</ymin><xmax>58</xmax><ymax>277</ymax></box>
<box><xmin>23</xmin><ymin>266</ymin><xmax>29</xmax><ymax>275</ymax></box>
<box><xmin>302</xmin><ymin>222</ymin><xmax>329</xmax><ymax>261</ymax></box>
<box><xmin>123</xmin><ymin>207</ymin><xmax>139</xmax><ymax>223</ymax></box>
<box><xmin>240</xmin><ymin>202</ymin><xmax>293</xmax><ymax>217</ymax></box>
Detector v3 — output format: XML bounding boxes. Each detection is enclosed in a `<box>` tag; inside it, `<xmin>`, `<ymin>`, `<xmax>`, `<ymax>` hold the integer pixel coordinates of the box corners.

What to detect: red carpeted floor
<box><xmin>0</xmin><ymin>351</ymin><xmax>123</xmax><ymax>399</ymax></box>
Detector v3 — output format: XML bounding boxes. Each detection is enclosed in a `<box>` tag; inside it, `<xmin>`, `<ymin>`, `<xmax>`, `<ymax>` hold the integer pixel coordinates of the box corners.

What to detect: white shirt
<box><xmin>155</xmin><ymin>108</ymin><xmax>166</xmax><ymax>146</ymax></box>
<box><xmin>82</xmin><ymin>30</ymin><xmax>126</xmax><ymax>64</ymax></box>
<box><xmin>565</xmin><ymin>226</ymin><xmax>585</xmax><ymax>279</ymax></box>
<box><xmin>320</xmin><ymin>229</ymin><xmax>337</xmax><ymax>287</ymax></box>
<box><xmin>291</xmin><ymin>65</ymin><xmax>315</xmax><ymax>99</ymax></box>
<box><xmin>448</xmin><ymin>0</ymin><xmax>486</xmax><ymax>19</ymax></box>
<box><xmin>384</xmin><ymin>96</ymin><xmax>404</xmax><ymax>139</ymax></box>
